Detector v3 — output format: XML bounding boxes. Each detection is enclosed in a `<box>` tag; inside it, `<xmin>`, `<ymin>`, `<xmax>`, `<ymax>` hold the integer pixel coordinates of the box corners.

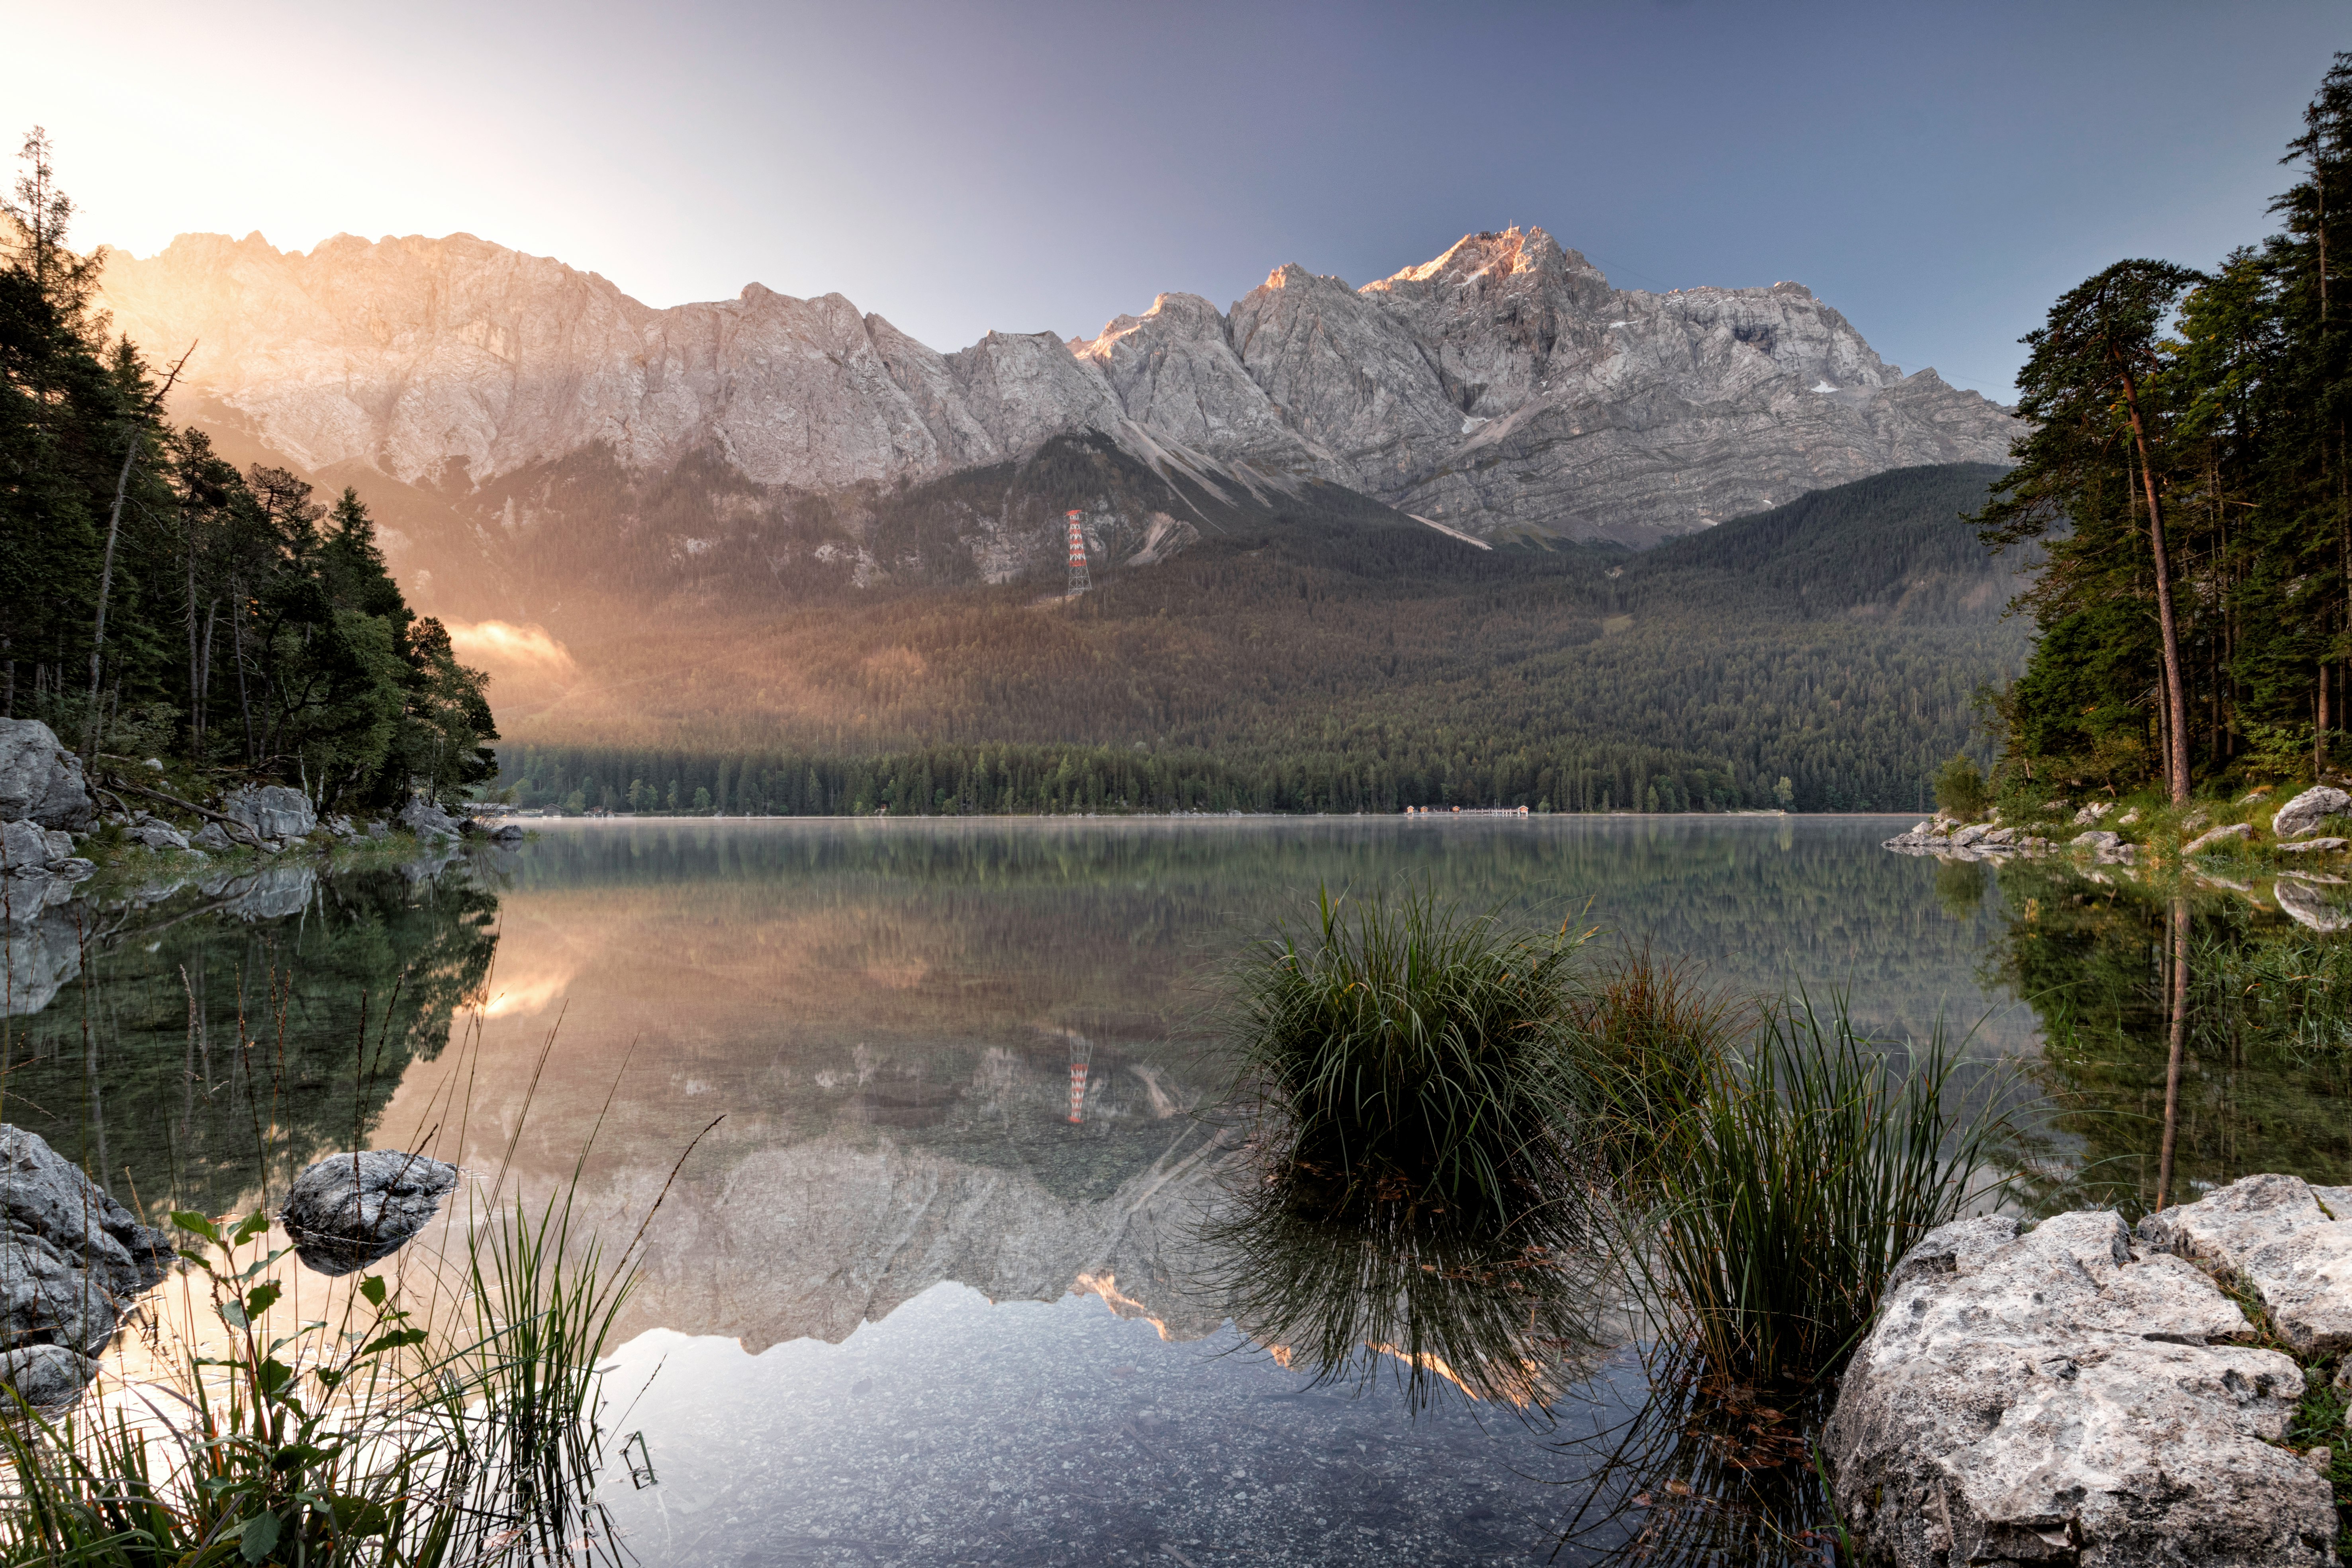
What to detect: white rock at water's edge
<box><xmin>1827</xmin><ymin>1205</ymin><xmax>2336</xmax><ymax>1567</ymax></box>
<box><xmin>2140</xmin><ymin>1173</ymin><xmax>2352</xmax><ymax>1356</ymax></box>
<box><xmin>0</xmin><ymin>720</ymin><xmax>93</xmax><ymax>832</ymax></box>
<box><xmin>2274</xmin><ymin>785</ymin><xmax>2351</xmax><ymax>840</ymax></box>
<box><xmin>396</xmin><ymin>799</ymin><xmax>462</xmax><ymax>840</ymax></box>
<box><xmin>221</xmin><ymin>785</ymin><xmax>316</xmax><ymax>847</ymax></box>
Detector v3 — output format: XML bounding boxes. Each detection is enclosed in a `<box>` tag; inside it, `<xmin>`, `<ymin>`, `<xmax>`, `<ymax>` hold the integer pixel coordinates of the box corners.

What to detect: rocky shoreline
<box><xmin>1830</xmin><ymin>1173</ymin><xmax>2352</xmax><ymax>1566</ymax></box>
<box><xmin>2</xmin><ymin>717</ymin><xmax>524</xmax><ymax>1016</ymax></box>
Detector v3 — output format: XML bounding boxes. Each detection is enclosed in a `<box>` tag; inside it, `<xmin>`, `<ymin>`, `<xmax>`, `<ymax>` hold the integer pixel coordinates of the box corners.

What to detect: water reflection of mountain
<box><xmin>1</xmin><ymin>857</ymin><xmax>499</xmax><ymax>1218</ymax></box>
<box><xmin>375</xmin><ymin>816</ymin><xmax>2026</xmax><ymax>1353</ymax></box>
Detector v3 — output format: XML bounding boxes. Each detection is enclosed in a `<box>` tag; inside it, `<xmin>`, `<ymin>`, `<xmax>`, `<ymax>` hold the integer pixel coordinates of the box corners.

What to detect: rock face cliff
<box><xmin>98</xmin><ymin>225</ymin><xmax>2014</xmax><ymax>558</ymax></box>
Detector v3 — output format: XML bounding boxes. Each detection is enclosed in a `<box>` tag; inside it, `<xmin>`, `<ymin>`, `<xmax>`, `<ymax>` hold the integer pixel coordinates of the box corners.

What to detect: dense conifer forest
<box><xmin>0</xmin><ymin>131</ymin><xmax>498</xmax><ymax>810</ymax></box>
<box><xmin>1978</xmin><ymin>54</ymin><xmax>2352</xmax><ymax>801</ymax></box>
<box><xmin>499</xmin><ymin>464</ymin><xmax>2029</xmax><ymax>815</ymax></box>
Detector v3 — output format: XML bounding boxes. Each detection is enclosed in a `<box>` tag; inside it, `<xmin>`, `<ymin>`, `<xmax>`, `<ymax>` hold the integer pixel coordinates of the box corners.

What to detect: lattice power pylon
<box><xmin>1068</xmin><ymin>1034</ymin><xmax>1093</xmax><ymax>1124</ymax></box>
<box><xmin>1064</xmin><ymin>509</ymin><xmax>1092</xmax><ymax>597</ymax></box>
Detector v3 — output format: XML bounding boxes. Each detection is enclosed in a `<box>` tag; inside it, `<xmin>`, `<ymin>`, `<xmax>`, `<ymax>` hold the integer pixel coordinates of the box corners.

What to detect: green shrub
<box><xmin>1932</xmin><ymin>753</ymin><xmax>1990</xmax><ymax>819</ymax></box>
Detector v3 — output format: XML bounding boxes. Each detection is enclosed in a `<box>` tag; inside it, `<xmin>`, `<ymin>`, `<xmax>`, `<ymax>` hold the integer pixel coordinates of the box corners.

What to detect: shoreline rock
<box><xmin>0</xmin><ymin>719</ymin><xmax>94</xmax><ymax>832</ymax></box>
<box><xmin>1828</xmin><ymin>1199</ymin><xmax>2338</xmax><ymax>1566</ymax></box>
<box><xmin>0</xmin><ymin>1126</ymin><xmax>173</xmax><ymax>1408</ymax></box>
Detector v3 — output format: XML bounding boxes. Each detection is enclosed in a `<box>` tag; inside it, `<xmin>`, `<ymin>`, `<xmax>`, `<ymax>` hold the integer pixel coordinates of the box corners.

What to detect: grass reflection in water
<box><xmin>1206</xmin><ymin>884</ymin><xmax>2019</xmax><ymax>1564</ymax></box>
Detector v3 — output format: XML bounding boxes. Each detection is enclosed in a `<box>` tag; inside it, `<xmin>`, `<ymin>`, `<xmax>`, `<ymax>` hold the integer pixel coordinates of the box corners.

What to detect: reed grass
<box><xmin>1569</xmin><ymin>945</ymin><xmax>1741</xmax><ymax>1184</ymax></box>
<box><xmin>0</xmin><ymin>1192</ymin><xmax>628</xmax><ymax>1567</ymax></box>
<box><xmin>1633</xmin><ymin>994</ymin><xmax>2006</xmax><ymax>1387</ymax></box>
<box><xmin>1228</xmin><ymin>885</ymin><xmax>1596</xmax><ymax>1227</ymax></box>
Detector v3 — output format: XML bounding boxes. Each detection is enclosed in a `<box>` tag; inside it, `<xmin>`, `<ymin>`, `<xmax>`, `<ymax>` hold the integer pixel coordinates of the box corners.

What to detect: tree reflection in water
<box><xmin>1990</xmin><ymin>862</ymin><xmax>2352</xmax><ymax>1217</ymax></box>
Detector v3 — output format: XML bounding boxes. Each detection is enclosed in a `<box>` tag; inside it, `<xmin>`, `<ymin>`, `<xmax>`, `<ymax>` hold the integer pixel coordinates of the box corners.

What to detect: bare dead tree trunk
<box><xmin>82</xmin><ymin>427</ymin><xmax>139</xmax><ymax>761</ymax></box>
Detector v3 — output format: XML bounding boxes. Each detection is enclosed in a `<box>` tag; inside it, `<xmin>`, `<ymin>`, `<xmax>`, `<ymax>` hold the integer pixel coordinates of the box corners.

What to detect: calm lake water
<box><xmin>9</xmin><ymin>814</ymin><xmax>2349</xmax><ymax>1565</ymax></box>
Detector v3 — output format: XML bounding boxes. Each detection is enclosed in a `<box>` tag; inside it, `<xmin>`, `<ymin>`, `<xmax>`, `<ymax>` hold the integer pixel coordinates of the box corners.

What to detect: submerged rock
<box><xmin>0</xmin><ymin>1344</ymin><xmax>101</xmax><ymax>1409</ymax></box>
<box><xmin>0</xmin><ymin>1125</ymin><xmax>174</xmax><ymax>1407</ymax></box>
<box><xmin>0</xmin><ymin>719</ymin><xmax>94</xmax><ymax>832</ymax></box>
<box><xmin>1827</xmin><ymin>1206</ymin><xmax>2333</xmax><ymax>1567</ymax></box>
<box><xmin>2273</xmin><ymin>785</ymin><xmax>2351</xmax><ymax>841</ymax></box>
<box><xmin>280</xmin><ymin>1150</ymin><xmax>460</xmax><ymax>1276</ymax></box>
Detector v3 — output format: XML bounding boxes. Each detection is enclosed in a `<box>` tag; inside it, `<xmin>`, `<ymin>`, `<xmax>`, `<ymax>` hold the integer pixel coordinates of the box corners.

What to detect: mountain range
<box><xmin>95</xmin><ymin>225</ymin><xmax>2016</xmax><ymax>624</ymax></box>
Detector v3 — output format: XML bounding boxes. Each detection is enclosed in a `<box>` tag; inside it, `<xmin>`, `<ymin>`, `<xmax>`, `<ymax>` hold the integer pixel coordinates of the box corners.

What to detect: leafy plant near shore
<box><xmin>0</xmin><ymin>1190</ymin><xmax>627</xmax><ymax>1566</ymax></box>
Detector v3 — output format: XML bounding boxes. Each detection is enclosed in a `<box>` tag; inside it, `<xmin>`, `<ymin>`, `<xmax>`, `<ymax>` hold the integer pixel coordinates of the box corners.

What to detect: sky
<box><xmin>2</xmin><ymin>0</ymin><xmax>2343</xmax><ymax>401</ymax></box>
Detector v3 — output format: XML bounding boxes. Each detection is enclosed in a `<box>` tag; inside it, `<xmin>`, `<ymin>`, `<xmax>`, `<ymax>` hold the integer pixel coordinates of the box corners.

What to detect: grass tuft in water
<box><xmin>1570</xmin><ymin>944</ymin><xmax>1741</xmax><ymax>1184</ymax></box>
<box><xmin>1229</xmin><ymin>885</ymin><xmax>1596</xmax><ymax>1227</ymax></box>
<box><xmin>1634</xmin><ymin>993</ymin><xmax>2007</xmax><ymax>1387</ymax></box>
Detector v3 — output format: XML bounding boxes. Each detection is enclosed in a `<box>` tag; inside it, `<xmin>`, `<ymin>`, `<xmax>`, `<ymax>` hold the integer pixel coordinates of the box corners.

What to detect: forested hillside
<box><xmin>498</xmin><ymin>462</ymin><xmax>2029</xmax><ymax>815</ymax></box>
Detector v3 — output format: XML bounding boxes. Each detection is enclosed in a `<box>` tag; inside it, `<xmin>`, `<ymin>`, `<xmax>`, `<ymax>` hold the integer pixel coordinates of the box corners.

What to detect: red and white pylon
<box><xmin>1068</xmin><ymin>1034</ymin><xmax>1093</xmax><ymax>1124</ymax></box>
<box><xmin>1065</xmin><ymin>510</ymin><xmax>1092</xmax><ymax>597</ymax></box>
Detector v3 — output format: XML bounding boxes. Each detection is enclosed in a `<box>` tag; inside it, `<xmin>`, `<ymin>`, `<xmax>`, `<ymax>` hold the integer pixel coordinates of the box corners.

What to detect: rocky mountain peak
<box><xmin>93</xmin><ymin>222</ymin><xmax>2018</xmax><ymax>550</ymax></box>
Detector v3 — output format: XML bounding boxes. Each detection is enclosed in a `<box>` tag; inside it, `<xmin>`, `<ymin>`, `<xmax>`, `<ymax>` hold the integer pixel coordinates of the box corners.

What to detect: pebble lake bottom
<box><xmin>600</xmin><ymin>1285</ymin><xmax>1660</xmax><ymax>1567</ymax></box>
<box><xmin>19</xmin><ymin>813</ymin><xmax>2347</xmax><ymax>1565</ymax></box>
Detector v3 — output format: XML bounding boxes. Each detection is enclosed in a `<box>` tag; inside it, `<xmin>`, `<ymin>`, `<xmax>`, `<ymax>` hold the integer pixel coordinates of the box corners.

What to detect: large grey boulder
<box><xmin>0</xmin><ymin>1126</ymin><xmax>173</xmax><ymax>1406</ymax></box>
<box><xmin>280</xmin><ymin>1150</ymin><xmax>460</xmax><ymax>1276</ymax></box>
<box><xmin>1826</xmin><ymin>1208</ymin><xmax>2335</xmax><ymax>1567</ymax></box>
<box><xmin>0</xmin><ymin>720</ymin><xmax>93</xmax><ymax>832</ymax></box>
<box><xmin>221</xmin><ymin>785</ymin><xmax>316</xmax><ymax>848</ymax></box>
<box><xmin>2273</xmin><ymin>785</ymin><xmax>2351</xmax><ymax>840</ymax></box>
<box><xmin>396</xmin><ymin>798</ymin><xmax>462</xmax><ymax>840</ymax></box>
<box><xmin>2140</xmin><ymin>1173</ymin><xmax>2352</xmax><ymax>1356</ymax></box>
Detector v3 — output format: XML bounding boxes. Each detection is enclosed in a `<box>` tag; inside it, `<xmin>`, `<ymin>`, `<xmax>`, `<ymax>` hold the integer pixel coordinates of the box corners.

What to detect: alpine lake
<box><xmin>8</xmin><ymin>814</ymin><xmax>2349</xmax><ymax>1566</ymax></box>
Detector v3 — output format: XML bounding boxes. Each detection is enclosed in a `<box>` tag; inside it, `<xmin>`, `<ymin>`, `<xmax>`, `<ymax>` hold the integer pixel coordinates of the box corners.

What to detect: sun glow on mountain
<box><xmin>445</xmin><ymin>619</ymin><xmax>579</xmax><ymax>681</ymax></box>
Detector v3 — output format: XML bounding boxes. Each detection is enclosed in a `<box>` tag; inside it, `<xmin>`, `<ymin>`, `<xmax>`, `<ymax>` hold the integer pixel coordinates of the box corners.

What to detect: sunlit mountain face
<box><xmin>91</xmin><ymin>227</ymin><xmax>2021</xmax><ymax>801</ymax></box>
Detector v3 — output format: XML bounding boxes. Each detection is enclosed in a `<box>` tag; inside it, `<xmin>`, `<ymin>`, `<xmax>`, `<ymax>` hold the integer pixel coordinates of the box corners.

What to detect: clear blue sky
<box><xmin>6</xmin><ymin>0</ymin><xmax>2343</xmax><ymax>400</ymax></box>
